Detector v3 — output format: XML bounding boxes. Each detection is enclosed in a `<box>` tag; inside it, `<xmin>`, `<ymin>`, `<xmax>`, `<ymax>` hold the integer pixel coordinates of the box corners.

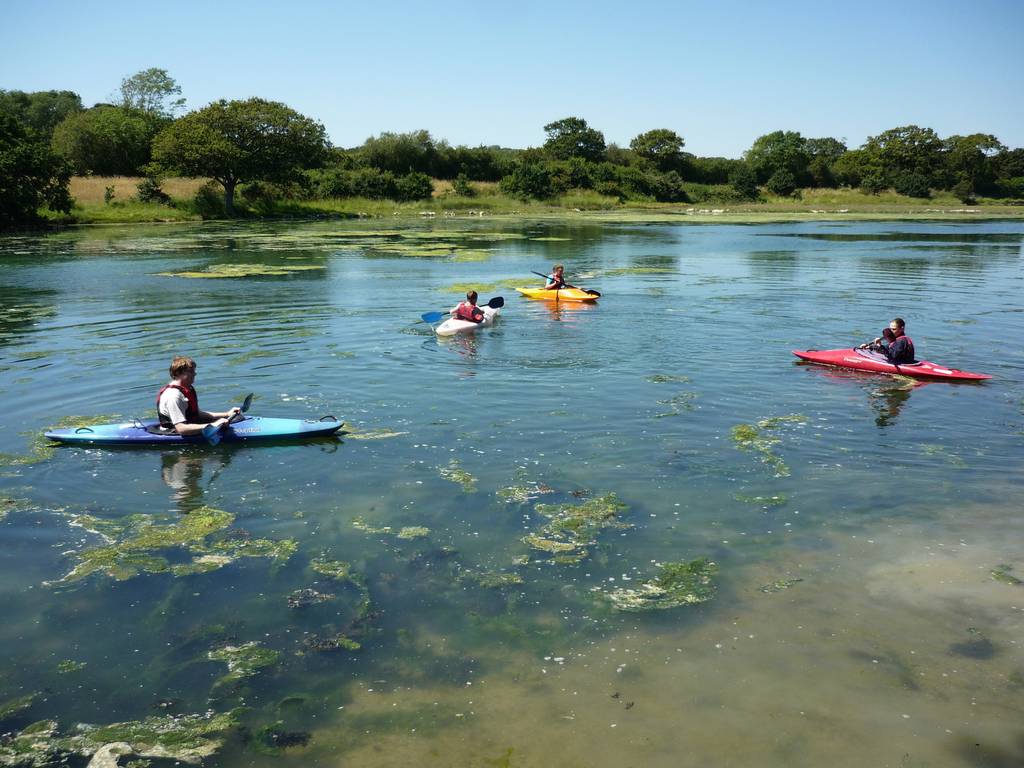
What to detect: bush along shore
<box><xmin>3</xmin><ymin>69</ymin><xmax>1023</xmax><ymax>228</ymax></box>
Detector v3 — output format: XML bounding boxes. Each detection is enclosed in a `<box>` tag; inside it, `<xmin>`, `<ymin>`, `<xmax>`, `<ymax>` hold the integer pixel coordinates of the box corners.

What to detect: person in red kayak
<box><xmin>452</xmin><ymin>290</ymin><xmax>484</xmax><ymax>324</ymax></box>
<box><xmin>859</xmin><ymin>318</ymin><xmax>915</xmax><ymax>364</ymax></box>
<box><xmin>157</xmin><ymin>356</ymin><xmax>241</xmax><ymax>436</ymax></box>
<box><xmin>545</xmin><ymin>264</ymin><xmax>566</xmax><ymax>290</ymax></box>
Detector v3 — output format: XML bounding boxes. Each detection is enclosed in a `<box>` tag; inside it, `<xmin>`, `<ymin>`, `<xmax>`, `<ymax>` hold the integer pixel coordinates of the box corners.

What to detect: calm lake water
<box><xmin>1</xmin><ymin>218</ymin><xmax>1023</xmax><ymax>767</ymax></box>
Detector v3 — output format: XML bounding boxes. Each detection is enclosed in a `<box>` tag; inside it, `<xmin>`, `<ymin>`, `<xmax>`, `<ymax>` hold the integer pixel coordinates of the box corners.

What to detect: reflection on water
<box><xmin>1</xmin><ymin>219</ymin><xmax>1023</xmax><ymax>767</ymax></box>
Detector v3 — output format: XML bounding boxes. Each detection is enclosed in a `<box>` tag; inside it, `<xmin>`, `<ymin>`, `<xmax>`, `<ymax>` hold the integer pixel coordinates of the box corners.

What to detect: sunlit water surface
<box><xmin>1</xmin><ymin>219</ymin><xmax>1023</xmax><ymax>767</ymax></box>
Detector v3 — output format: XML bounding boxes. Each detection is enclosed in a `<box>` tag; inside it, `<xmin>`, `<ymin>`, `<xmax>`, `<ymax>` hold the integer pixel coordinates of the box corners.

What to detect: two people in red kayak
<box><xmin>859</xmin><ymin>318</ymin><xmax>915</xmax><ymax>364</ymax></box>
<box><xmin>157</xmin><ymin>356</ymin><xmax>242</xmax><ymax>436</ymax></box>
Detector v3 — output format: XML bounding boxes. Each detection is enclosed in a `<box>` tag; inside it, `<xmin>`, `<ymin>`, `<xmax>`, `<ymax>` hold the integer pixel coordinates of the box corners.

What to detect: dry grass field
<box><xmin>69</xmin><ymin>176</ymin><xmax>207</xmax><ymax>204</ymax></box>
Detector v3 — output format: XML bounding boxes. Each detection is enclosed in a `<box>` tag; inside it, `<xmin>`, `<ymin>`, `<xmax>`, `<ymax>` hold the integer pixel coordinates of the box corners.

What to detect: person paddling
<box><xmin>545</xmin><ymin>264</ymin><xmax>566</xmax><ymax>290</ymax></box>
<box><xmin>157</xmin><ymin>356</ymin><xmax>241</xmax><ymax>436</ymax></box>
<box><xmin>859</xmin><ymin>318</ymin><xmax>915</xmax><ymax>364</ymax></box>
<box><xmin>451</xmin><ymin>290</ymin><xmax>484</xmax><ymax>324</ymax></box>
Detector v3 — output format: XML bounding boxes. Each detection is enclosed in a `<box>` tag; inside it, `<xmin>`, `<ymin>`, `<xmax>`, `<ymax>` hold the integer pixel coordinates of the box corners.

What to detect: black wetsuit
<box><xmin>881</xmin><ymin>335</ymin><xmax>915</xmax><ymax>364</ymax></box>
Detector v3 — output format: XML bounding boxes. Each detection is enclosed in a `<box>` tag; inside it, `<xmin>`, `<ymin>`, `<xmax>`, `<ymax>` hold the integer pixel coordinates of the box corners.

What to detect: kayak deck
<box><xmin>45</xmin><ymin>416</ymin><xmax>344</xmax><ymax>445</ymax></box>
<box><xmin>515</xmin><ymin>287</ymin><xmax>599</xmax><ymax>302</ymax></box>
<box><xmin>435</xmin><ymin>306</ymin><xmax>500</xmax><ymax>336</ymax></box>
<box><xmin>792</xmin><ymin>348</ymin><xmax>991</xmax><ymax>381</ymax></box>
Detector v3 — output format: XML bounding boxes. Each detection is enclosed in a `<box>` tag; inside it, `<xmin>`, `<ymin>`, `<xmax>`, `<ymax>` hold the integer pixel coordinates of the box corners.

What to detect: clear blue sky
<box><xmin>3</xmin><ymin>0</ymin><xmax>1022</xmax><ymax>157</ymax></box>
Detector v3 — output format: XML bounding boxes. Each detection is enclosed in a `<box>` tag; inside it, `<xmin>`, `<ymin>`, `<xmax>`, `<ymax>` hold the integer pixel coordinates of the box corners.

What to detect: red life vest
<box><xmin>157</xmin><ymin>383</ymin><xmax>199</xmax><ymax>426</ymax></box>
<box><xmin>454</xmin><ymin>302</ymin><xmax>484</xmax><ymax>323</ymax></box>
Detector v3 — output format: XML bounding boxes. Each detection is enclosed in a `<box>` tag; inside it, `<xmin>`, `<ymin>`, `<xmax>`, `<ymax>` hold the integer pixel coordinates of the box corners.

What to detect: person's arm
<box><xmin>197</xmin><ymin>407</ymin><xmax>240</xmax><ymax>421</ymax></box>
<box><xmin>173</xmin><ymin>418</ymin><xmax>228</xmax><ymax>436</ymax></box>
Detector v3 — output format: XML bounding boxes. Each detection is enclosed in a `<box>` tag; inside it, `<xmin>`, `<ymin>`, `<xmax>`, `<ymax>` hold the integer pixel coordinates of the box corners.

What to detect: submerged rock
<box><xmin>603</xmin><ymin>559</ymin><xmax>717</xmax><ymax>611</ymax></box>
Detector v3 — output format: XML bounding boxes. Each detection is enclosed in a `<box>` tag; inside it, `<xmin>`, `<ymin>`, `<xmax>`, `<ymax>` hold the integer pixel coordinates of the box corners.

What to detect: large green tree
<box><xmin>744</xmin><ymin>130</ymin><xmax>810</xmax><ymax>184</ymax></box>
<box><xmin>0</xmin><ymin>89</ymin><xmax>83</xmax><ymax>139</ymax></box>
<box><xmin>805</xmin><ymin>137</ymin><xmax>847</xmax><ymax>187</ymax></box>
<box><xmin>630</xmin><ymin>129</ymin><xmax>685</xmax><ymax>172</ymax></box>
<box><xmin>51</xmin><ymin>105</ymin><xmax>156</xmax><ymax>175</ymax></box>
<box><xmin>0</xmin><ymin>114</ymin><xmax>72</xmax><ymax>228</ymax></box>
<box><xmin>357</xmin><ymin>130</ymin><xmax>438</xmax><ymax>175</ymax></box>
<box><xmin>863</xmin><ymin>125</ymin><xmax>944</xmax><ymax>184</ymax></box>
<box><xmin>542</xmin><ymin>117</ymin><xmax>606</xmax><ymax>162</ymax></box>
<box><xmin>119</xmin><ymin>67</ymin><xmax>185</xmax><ymax>118</ymax></box>
<box><xmin>151</xmin><ymin>98</ymin><xmax>328</xmax><ymax>214</ymax></box>
<box><xmin>943</xmin><ymin>133</ymin><xmax>1006</xmax><ymax>192</ymax></box>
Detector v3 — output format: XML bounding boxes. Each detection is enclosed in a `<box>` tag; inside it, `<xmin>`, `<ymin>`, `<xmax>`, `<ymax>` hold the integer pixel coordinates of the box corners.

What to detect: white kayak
<box><xmin>435</xmin><ymin>306</ymin><xmax>500</xmax><ymax>337</ymax></box>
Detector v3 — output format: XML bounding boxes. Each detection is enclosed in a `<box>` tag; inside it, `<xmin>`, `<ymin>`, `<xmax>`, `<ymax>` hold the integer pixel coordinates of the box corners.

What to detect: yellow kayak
<box><xmin>515</xmin><ymin>286</ymin><xmax>600</xmax><ymax>302</ymax></box>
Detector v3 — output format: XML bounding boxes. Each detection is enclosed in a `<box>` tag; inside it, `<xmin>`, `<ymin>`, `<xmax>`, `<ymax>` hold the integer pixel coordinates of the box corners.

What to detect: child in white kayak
<box><xmin>452</xmin><ymin>290</ymin><xmax>484</xmax><ymax>323</ymax></box>
<box><xmin>157</xmin><ymin>356</ymin><xmax>241</xmax><ymax>436</ymax></box>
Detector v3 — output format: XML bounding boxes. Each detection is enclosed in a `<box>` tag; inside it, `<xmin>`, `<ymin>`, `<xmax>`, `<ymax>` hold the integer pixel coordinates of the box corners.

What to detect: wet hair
<box><xmin>169</xmin><ymin>356</ymin><xmax>196</xmax><ymax>379</ymax></box>
<box><xmin>892</xmin><ymin>317</ymin><xmax>905</xmax><ymax>329</ymax></box>
<box><xmin>466</xmin><ymin>290</ymin><xmax>478</xmax><ymax>303</ymax></box>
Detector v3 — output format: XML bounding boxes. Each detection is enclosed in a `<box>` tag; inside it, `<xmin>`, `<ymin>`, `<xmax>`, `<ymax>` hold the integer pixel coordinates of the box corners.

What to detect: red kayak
<box><xmin>792</xmin><ymin>348</ymin><xmax>991</xmax><ymax>381</ymax></box>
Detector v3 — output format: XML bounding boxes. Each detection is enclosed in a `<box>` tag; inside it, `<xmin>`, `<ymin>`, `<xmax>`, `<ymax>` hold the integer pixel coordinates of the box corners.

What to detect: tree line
<box><xmin>2</xmin><ymin>68</ymin><xmax>1023</xmax><ymax>227</ymax></box>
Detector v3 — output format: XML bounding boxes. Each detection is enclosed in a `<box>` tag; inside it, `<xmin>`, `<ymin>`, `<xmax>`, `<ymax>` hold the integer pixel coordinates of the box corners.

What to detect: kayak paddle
<box><xmin>530</xmin><ymin>270</ymin><xmax>600</xmax><ymax>297</ymax></box>
<box><xmin>204</xmin><ymin>392</ymin><xmax>254</xmax><ymax>444</ymax></box>
<box><xmin>420</xmin><ymin>296</ymin><xmax>504</xmax><ymax>324</ymax></box>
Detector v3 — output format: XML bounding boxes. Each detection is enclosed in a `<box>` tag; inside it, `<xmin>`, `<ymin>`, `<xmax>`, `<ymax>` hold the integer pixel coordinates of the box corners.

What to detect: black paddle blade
<box><xmin>241</xmin><ymin>393</ymin><xmax>254</xmax><ymax>412</ymax></box>
<box><xmin>487</xmin><ymin>296</ymin><xmax>505</xmax><ymax>308</ymax></box>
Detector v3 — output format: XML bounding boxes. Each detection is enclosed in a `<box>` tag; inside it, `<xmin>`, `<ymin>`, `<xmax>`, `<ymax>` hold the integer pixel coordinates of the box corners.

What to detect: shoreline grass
<box><xmin>27</xmin><ymin>176</ymin><xmax>1024</xmax><ymax>229</ymax></box>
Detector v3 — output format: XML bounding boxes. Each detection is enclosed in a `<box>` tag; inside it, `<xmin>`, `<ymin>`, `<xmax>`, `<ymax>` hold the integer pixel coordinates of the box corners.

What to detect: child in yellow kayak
<box><xmin>544</xmin><ymin>264</ymin><xmax>566</xmax><ymax>290</ymax></box>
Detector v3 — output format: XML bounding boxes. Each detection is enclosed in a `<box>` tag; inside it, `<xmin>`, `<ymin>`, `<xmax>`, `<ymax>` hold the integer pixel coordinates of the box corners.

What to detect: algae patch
<box><xmin>56</xmin><ymin>660</ymin><xmax>87</xmax><ymax>674</ymax></box>
<box><xmin>51</xmin><ymin>506</ymin><xmax>296</xmax><ymax>585</ymax></box>
<box><xmin>523</xmin><ymin>493</ymin><xmax>629</xmax><ymax>564</ymax></box>
<box><xmin>731</xmin><ymin>414</ymin><xmax>808</xmax><ymax>477</ymax></box>
<box><xmin>438</xmin><ymin>459</ymin><xmax>477</xmax><ymax>492</ymax></box>
<box><xmin>601</xmin><ymin>558</ymin><xmax>717</xmax><ymax>611</ymax></box>
<box><xmin>759</xmin><ymin>577</ymin><xmax>803</xmax><ymax>593</ymax></box>
<box><xmin>208</xmin><ymin>642</ymin><xmax>281</xmax><ymax>687</ymax></box>
<box><xmin>991</xmin><ymin>564</ymin><xmax>1022</xmax><ymax>586</ymax></box>
<box><xmin>156</xmin><ymin>263</ymin><xmax>325</xmax><ymax>279</ymax></box>
<box><xmin>0</xmin><ymin>711</ymin><xmax>237</xmax><ymax>766</ymax></box>
<box><xmin>0</xmin><ymin>414</ymin><xmax>122</xmax><ymax>467</ymax></box>
<box><xmin>344</xmin><ymin>427</ymin><xmax>409</xmax><ymax>441</ymax></box>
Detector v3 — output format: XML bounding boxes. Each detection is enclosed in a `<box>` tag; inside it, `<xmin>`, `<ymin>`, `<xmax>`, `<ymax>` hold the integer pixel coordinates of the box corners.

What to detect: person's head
<box><xmin>889</xmin><ymin>317</ymin><xmax>906</xmax><ymax>337</ymax></box>
<box><xmin>552</xmin><ymin>264</ymin><xmax>563</xmax><ymax>275</ymax></box>
<box><xmin>169</xmin><ymin>356</ymin><xmax>196</xmax><ymax>383</ymax></box>
<box><xmin>466</xmin><ymin>290</ymin><xmax>478</xmax><ymax>305</ymax></box>
<box><xmin>882</xmin><ymin>328</ymin><xmax>896</xmax><ymax>342</ymax></box>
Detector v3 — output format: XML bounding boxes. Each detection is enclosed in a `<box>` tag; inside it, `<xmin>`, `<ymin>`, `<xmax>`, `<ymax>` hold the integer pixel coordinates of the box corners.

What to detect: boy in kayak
<box><xmin>452</xmin><ymin>290</ymin><xmax>484</xmax><ymax>323</ymax></box>
<box><xmin>859</xmin><ymin>318</ymin><xmax>915</xmax><ymax>364</ymax></box>
<box><xmin>545</xmin><ymin>264</ymin><xmax>566</xmax><ymax>290</ymax></box>
<box><xmin>157</xmin><ymin>356</ymin><xmax>241</xmax><ymax>436</ymax></box>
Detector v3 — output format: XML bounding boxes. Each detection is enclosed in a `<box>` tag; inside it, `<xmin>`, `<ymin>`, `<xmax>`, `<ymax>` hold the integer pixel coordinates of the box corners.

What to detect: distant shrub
<box><xmin>192</xmin><ymin>182</ymin><xmax>226</xmax><ymax>218</ymax></box>
<box><xmin>996</xmin><ymin>176</ymin><xmax>1024</xmax><ymax>199</ymax></box>
<box><xmin>683</xmin><ymin>183</ymin><xmax>749</xmax><ymax>204</ymax></box>
<box><xmin>500</xmin><ymin>163</ymin><xmax>554</xmax><ymax>200</ymax></box>
<box><xmin>951</xmin><ymin>176</ymin><xmax>976</xmax><ymax>205</ymax></box>
<box><xmin>765</xmin><ymin>169</ymin><xmax>798</xmax><ymax>197</ymax></box>
<box><xmin>394</xmin><ymin>171</ymin><xmax>434</xmax><ymax>201</ymax></box>
<box><xmin>892</xmin><ymin>171</ymin><xmax>931</xmax><ymax>198</ymax></box>
<box><xmin>452</xmin><ymin>174</ymin><xmax>475</xmax><ymax>197</ymax></box>
<box><xmin>136</xmin><ymin>177</ymin><xmax>172</xmax><ymax>205</ymax></box>
<box><xmin>859</xmin><ymin>171</ymin><xmax>887</xmax><ymax>195</ymax></box>
<box><xmin>729</xmin><ymin>165</ymin><xmax>759</xmax><ymax>200</ymax></box>
<box><xmin>103</xmin><ymin>185</ymin><xmax>115</xmax><ymax>205</ymax></box>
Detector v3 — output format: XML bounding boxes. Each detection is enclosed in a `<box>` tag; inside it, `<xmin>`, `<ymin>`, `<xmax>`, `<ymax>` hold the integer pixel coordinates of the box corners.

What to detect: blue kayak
<box><xmin>45</xmin><ymin>416</ymin><xmax>344</xmax><ymax>446</ymax></box>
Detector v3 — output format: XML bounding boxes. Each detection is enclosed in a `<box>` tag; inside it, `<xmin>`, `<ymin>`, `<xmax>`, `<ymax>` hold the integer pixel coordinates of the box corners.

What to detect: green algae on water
<box><xmin>602</xmin><ymin>558</ymin><xmax>717</xmax><ymax>611</ymax></box>
<box><xmin>991</xmin><ymin>564</ymin><xmax>1022</xmax><ymax>586</ymax></box>
<box><xmin>51</xmin><ymin>506</ymin><xmax>296</xmax><ymax>585</ymax></box>
<box><xmin>344</xmin><ymin>427</ymin><xmax>409</xmax><ymax>440</ymax></box>
<box><xmin>497</xmin><ymin>482</ymin><xmax>555</xmax><ymax>503</ymax></box>
<box><xmin>0</xmin><ymin>414</ymin><xmax>122</xmax><ymax>468</ymax></box>
<box><xmin>0</xmin><ymin>711</ymin><xmax>237</xmax><ymax>766</ymax></box>
<box><xmin>56</xmin><ymin>660</ymin><xmax>87</xmax><ymax>674</ymax></box>
<box><xmin>462</xmin><ymin>570</ymin><xmax>525</xmax><ymax>588</ymax></box>
<box><xmin>646</xmin><ymin>374</ymin><xmax>691</xmax><ymax>384</ymax></box>
<box><xmin>734</xmin><ymin>493</ymin><xmax>788</xmax><ymax>508</ymax></box>
<box><xmin>0</xmin><ymin>692</ymin><xmax>36</xmax><ymax>721</ymax></box>
<box><xmin>208</xmin><ymin>642</ymin><xmax>281</xmax><ymax>686</ymax></box>
<box><xmin>759</xmin><ymin>577</ymin><xmax>803</xmax><ymax>593</ymax></box>
<box><xmin>731</xmin><ymin>414</ymin><xmax>808</xmax><ymax>477</ymax></box>
<box><xmin>523</xmin><ymin>493</ymin><xmax>629</xmax><ymax>564</ymax></box>
<box><xmin>155</xmin><ymin>263</ymin><xmax>325</xmax><ymax>279</ymax></box>
<box><xmin>439</xmin><ymin>459</ymin><xmax>477</xmax><ymax>492</ymax></box>
<box><xmin>397</xmin><ymin>526</ymin><xmax>430</xmax><ymax>540</ymax></box>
